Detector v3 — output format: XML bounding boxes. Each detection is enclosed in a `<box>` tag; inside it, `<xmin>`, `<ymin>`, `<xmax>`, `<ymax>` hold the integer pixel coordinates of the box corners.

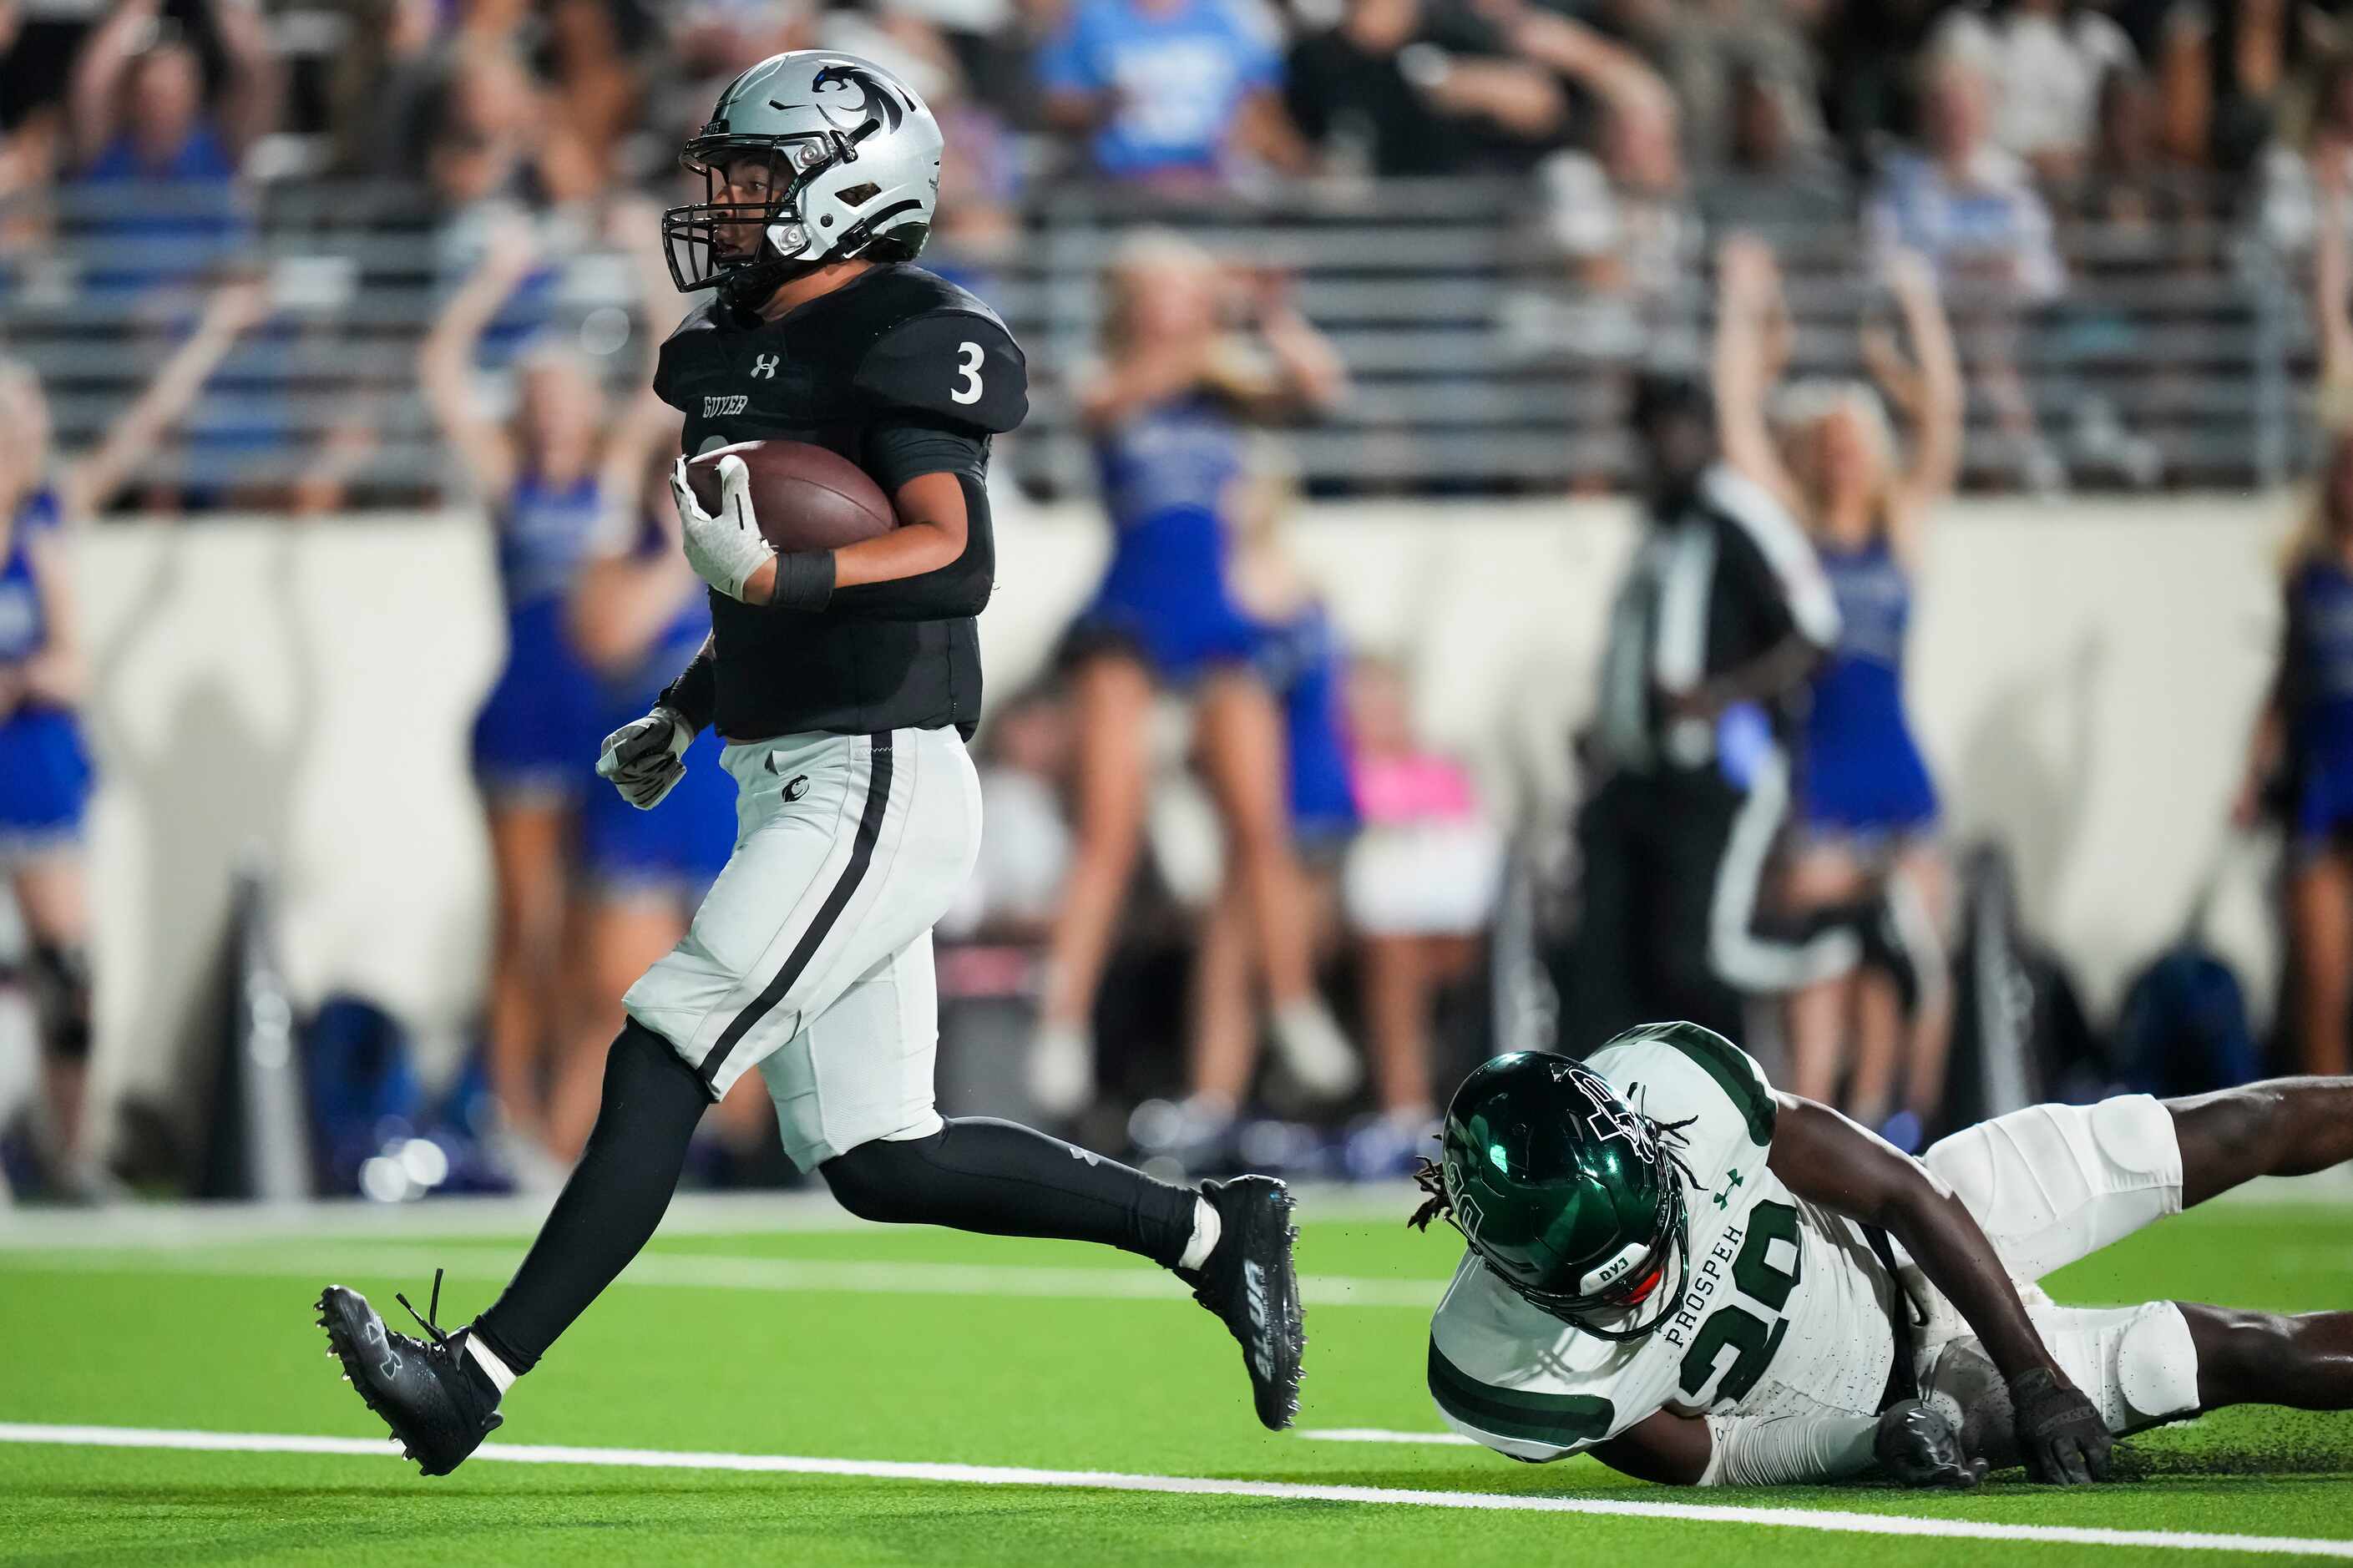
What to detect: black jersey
<box><xmin>651</xmin><ymin>263</ymin><xmax>1029</xmax><ymax>741</ymax></box>
<box><xmin>1593</xmin><ymin>463</ymin><xmax>1840</xmax><ymax>774</ymax></box>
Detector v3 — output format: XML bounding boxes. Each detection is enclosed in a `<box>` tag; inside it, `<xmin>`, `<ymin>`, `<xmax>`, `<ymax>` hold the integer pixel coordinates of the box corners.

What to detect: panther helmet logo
<box><xmin>810</xmin><ymin>63</ymin><xmax>907</xmax><ymax>138</ymax></box>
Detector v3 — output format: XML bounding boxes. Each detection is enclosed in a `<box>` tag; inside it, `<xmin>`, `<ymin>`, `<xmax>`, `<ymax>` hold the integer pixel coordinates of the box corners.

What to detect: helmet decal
<box><xmin>1566</xmin><ymin>1066</ymin><xmax>1653</xmax><ymax>1163</ymax></box>
<box><xmin>810</xmin><ymin>62</ymin><xmax>906</xmax><ymax>138</ymax></box>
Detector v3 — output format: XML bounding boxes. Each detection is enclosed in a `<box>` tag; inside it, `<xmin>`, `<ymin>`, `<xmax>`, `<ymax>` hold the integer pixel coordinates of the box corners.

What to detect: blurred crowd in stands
<box><xmin>10</xmin><ymin>0</ymin><xmax>2353</xmax><ymax>1200</ymax></box>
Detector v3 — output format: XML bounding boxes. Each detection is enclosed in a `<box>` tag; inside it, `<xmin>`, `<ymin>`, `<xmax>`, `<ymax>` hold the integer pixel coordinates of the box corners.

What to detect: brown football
<box><xmin>683</xmin><ymin>439</ymin><xmax>896</xmax><ymax>553</ymax></box>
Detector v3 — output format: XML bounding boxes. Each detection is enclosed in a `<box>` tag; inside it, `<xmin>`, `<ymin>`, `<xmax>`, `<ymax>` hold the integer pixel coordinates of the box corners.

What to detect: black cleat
<box><xmin>1176</xmin><ymin>1175</ymin><xmax>1305</xmax><ymax>1431</ymax></box>
<box><xmin>316</xmin><ymin>1268</ymin><xmax>502</xmax><ymax>1477</ymax></box>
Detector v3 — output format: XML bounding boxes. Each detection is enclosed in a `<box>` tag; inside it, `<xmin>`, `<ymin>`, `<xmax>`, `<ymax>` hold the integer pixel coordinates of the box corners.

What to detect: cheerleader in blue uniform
<box><xmin>555</xmin><ymin>427</ymin><xmax>743</xmax><ymax>1161</ymax></box>
<box><xmin>0</xmin><ymin>414</ymin><xmax>95</xmax><ymax>1200</ymax></box>
<box><xmin>2236</xmin><ymin>438</ymin><xmax>2353</xmax><ymax>1077</ymax></box>
<box><xmin>0</xmin><ymin>282</ymin><xmax>269</xmax><ymax>1197</ymax></box>
<box><xmin>418</xmin><ymin>220</ymin><xmax>626</xmax><ymax>1157</ymax></box>
<box><xmin>1175</xmin><ymin>498</ymin><xmax>1364</xmax><ymax>1157</ymax></box>
<box><xmin>1032</xmin><ymin>235</ymin><xmax>1355</xmax><ymax>1117</ymax></box>
<box><xmin>1718</xmin><ymin>240</ymin><xmax>1962</xmax><ymax>1141</ymax></box>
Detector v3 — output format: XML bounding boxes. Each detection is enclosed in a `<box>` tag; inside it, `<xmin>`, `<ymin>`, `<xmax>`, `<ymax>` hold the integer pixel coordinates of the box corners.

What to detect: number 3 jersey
<box><xmin>653</xmin><ymin>263</ymin><xmax>1029</xmax><ymax>742</ymax></box>
<box><xmin>1427</xmin><ymin>1030</ymin><xmax>1905</xmax><ymax>1460</ymax></box>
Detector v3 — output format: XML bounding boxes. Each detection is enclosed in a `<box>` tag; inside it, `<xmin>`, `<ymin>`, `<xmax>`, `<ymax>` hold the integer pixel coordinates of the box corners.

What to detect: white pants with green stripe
<box><xmin>622</xmin><ymin>725</ymin><xmax>980</xmax><ymax>1170</ymax></box>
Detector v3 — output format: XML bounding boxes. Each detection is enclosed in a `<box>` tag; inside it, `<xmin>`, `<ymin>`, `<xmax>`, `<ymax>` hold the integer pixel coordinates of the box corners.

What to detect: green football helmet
<box><xmin>1416</xmin><ymin>1050</ymin><xmax>1691</xmax><ymax>1341</ymax></box>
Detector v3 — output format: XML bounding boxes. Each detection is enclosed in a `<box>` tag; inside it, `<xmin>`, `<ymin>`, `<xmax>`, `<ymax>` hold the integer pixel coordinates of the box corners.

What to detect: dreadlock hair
<box><xmin>1407</xmin><ymin>1156</ymin><xmax>1450</xmax><ymax>1232</ymax></box>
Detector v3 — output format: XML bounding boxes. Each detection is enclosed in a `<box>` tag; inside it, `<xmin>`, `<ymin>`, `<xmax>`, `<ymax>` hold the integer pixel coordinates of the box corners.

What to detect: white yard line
<box><xmin>1</xmin><ymin>1241</ymin><xmax>1449</xmax><ymax>1308</ymax></box>
<box><xmin>3</xmin><ymin>1166</ymin><xmax>2333</xmax><ymax>1253</ymax></box>
<box><xmin>1301</xmin><ymin>1428</ymin><xmax>1480</xmax><ymax>1445</ymax></box>
<box><xmin>1</xmin><ymin>1423</ymin><xmax>2347</xmax><ymax>1559</ymax></box>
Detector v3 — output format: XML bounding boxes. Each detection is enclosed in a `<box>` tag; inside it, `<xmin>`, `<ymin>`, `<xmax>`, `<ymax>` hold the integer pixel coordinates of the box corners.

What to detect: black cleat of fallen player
<box><xmin>1176</xmin><ymin>1175</ymin><xmax>1305</xmax><ymax>1430</ymax></box>
<box><xmin>316</xmin><ymin>1268</ymin><xmax>502</xmax><ymax>1476</ymax></box>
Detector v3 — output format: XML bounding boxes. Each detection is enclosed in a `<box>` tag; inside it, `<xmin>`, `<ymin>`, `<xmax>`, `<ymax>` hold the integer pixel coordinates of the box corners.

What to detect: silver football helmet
<box><xmin>663</xmin><ymin>52</ymin><xmax>942</xmax><ymax>304</ymax></box>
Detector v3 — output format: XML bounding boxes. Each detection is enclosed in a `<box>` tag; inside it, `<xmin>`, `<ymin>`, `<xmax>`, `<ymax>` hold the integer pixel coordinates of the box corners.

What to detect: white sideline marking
<box><xmin>2</xmin><ymin>1242</ymin><xmax>1449</xmax><ymax>1309</ymax></box>
<box><xmin>2</xmin><ymin>1424</ymin><xmax>2348</xmax><ymax>1559</ymax></box>
<box><xmin>1302</xmin><ymin>1428</ymin><xmax>1479</xmax><ymax>1446</ymax></box>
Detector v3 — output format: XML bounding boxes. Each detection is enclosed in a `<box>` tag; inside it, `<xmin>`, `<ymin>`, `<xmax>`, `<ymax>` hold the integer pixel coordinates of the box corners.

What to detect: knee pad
<box><xmin>820</xmin><ymin>1130</ymin><xmax>946</xmax><ymax>1225</ymax></box>
<box><xmin>2117</xmin><ymin>1302</ymin><xmax>2200</xmax><ymax>1427</ymax></box>
<box><xmin>2087</xmin><ymin>1095</ymin><xmax>2186</xmax><ymax>1195</ymax></box>
<box><xmin>28</xmin><ymin>943</ymin><xmax>92</xmax><ymax>1062</ymax></box>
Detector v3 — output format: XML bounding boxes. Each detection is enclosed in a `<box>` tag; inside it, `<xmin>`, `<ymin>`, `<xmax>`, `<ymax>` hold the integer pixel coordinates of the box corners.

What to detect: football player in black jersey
<box><xmin>317</xmin><ymin>53</ymin><xmax>1305</xmax><ymax>1474</ymax></box>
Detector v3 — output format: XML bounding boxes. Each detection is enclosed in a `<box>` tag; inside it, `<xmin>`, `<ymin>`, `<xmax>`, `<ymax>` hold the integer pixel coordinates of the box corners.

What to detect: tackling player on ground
<box><xmin>316</xmin><ymin>53</ymin><xmax>1305</xmax><ymax>1473</ymax></box>
<box><xmin>1414</xmin><ymin>1029</ymin><xmax>2353</xmax><ymax>1486</ymax></box>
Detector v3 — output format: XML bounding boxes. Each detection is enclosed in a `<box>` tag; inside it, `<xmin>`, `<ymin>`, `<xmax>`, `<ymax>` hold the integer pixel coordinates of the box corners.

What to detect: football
<box><xmin>682</xmin><ymin>439</ymin><xmax>897</xmax><ymax>552</ymax></box>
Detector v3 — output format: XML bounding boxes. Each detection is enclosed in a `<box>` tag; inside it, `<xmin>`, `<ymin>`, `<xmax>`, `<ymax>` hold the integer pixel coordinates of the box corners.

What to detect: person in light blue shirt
<box><xmin>1037</xmin><ymin>0</ymin><xmax>1294</xmax><ymax>183</ymax></box>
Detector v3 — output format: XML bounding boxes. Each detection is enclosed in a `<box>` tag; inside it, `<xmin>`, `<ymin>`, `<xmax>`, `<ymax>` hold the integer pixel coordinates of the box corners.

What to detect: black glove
<box><xmin>2009</xmin><ymin>1366</ymin><xmax>2113</xmax><ymax>1485</ymax></box>
<box><xmin>1875</xmin><ymin>1399</ymin><xmax>1988</xmax><ymax>1489</ymax></box>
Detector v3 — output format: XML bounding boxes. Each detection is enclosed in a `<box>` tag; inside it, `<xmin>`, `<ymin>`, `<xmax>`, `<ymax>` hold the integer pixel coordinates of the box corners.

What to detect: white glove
<box><xmin>596</xmin><ymin>706</ymin><xmax>694</xmax><ymax>810</ymax></box>
<box><xmin>671</xmin><ymin>455</ymin><xmax>773</xmax><ymax>602</ymax></box>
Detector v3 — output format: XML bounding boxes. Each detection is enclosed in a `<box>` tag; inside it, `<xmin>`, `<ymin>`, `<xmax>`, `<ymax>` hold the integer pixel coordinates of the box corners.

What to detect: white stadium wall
<box><xmin>65</xmin><ymin>493</ymin><xmax>2294</xmax><ymax>1129</ymax></box>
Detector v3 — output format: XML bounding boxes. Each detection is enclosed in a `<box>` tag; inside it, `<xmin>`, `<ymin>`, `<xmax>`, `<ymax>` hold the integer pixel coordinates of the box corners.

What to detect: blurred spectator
<box><xmin>1695</xmin><ymin>58</ymin><xmax>1851</xmax><ymax>245</ymax></box>
<box><xmin>2190</xmin><ymin>0</ymin><xmax>2340</xmax><ymax>175</ymax></box>
<box><xmin>2066</xmin><ymin>63</ymin><xmax>2218</xmax><ymax>244</ymax></box>
<box><xmin>67</xmin><ymin>0</ymin><xmax>283</xmax><ymax>291</ymax></box>
<box><xmin>1808</xmin><ymin>0</ymin><xmax>1948</xmax><ymax>168</ymax></box>
<box><xmin>424</xmin><ymin>51</ymin><xmax>601</xmax><ymax>232</ymax></box>
<box><xmin>1517</xmin><ymin>12</ymin><xmax>1694</xmax><ymax>363</ymax></box>
<box><xmin>2237</xmin><ymin>432</ymin><xmax>2353</xmax><ymax>1080</ymax></box>
<box><xmin>1867</xmin><ymin>48</ymin><xmax>2065</xmax><ymax>491</ymax></box>
<box><xmin>1583</xmin><ymin>0</ymin><xmax>1825</xmax><ymax>176</ymax></box>
<box><xmin>2259</xmin><ymin>51</ymin><xmax>2353</xmax><ymax>256</ymax></box>
<box><xmin>1036</xmin><ymin>0</ymin><xmax>1306</xmax><ymax>185</ymax></box>
<box><xmin>1336</xmin><ymin>656</ymin><xmax>1501</xmax><ymax>1174</ymax></box>
<box><xmin>0</xmin><ymin>276</ymin><xmax>265</xmax><ymax>1200</ymax></box>
<box><xmin>1932</xmin><ymin>0</ymin><xmax>2141</xmax><ymax>188</ymax></box>
<box><xmin>2234</xmin><ymin>187</ymin><xmax>2353</xmax><ymax>1078</ymax></box>
<box><xmin>1718</xmin><ymin>236</ymin><xmax>1961</xmax><ymax>1144</ymax></box>
<box><xmin>1031</xmin><ymin>232</ymin><xmax>1354</xmax><ymax>1118</ymax></box>
<box><xmin>2052</xmin><ymin>65</ymin><xmax>2210</xmax><ymax>487</ymax></box>
<box><xmin>1283</xmin><ymin>0</ymin><xmax>1569</xmax><ymax>178</ymax></box>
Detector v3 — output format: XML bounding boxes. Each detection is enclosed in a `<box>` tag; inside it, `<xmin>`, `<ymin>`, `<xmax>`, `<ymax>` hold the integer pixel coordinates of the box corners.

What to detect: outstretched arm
<box><xmin>418</xmin><ymin>216</ymin><xmax>539</xmax><ymax>502</ymax></box>
<box><xmin>2317</xmin><ymin>174</ymin><xmax>2353</xmax><ymax>387</ymax></box>
<box><xmin>1768</xmin><ymin>1094</ymin><xmax>2113</xmax><ymax>1485</ymax></box>
<box><xmin>208</xmin><ymin>0</ymin><xmax>286</xmax><ymax>162</ymax></box>
<box><xmin>1880</xmin><ymin>250</ymin><xmax>1963</xmax><ymax>559</ymax></box>
<box><xmin>1712</xmin><ymin>236</ymin><xmax>1802</xmax><ymax>514</ymax></box>
<box><xmin>62</xmin><ymin>274</ymin><xmax>270</xmax><ymax>517</ymax></box>
<box><xmin>68</xmin><ymin>0</ymin><xmax>158</xmax><ymax>166</ymax></box>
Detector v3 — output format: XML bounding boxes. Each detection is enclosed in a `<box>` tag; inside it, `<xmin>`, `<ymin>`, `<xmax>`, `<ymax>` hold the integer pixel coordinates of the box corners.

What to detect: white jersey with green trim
<box><xmin>1426</xmin><ymin>1032</ymin><xmax>1902</xmax><ymax>1461</ymax></box>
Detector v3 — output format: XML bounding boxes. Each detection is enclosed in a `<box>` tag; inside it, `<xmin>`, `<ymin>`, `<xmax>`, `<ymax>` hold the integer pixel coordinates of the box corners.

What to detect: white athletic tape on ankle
<box><xmin>1178</xmin><ymin>1198</ymin><xmax>1222</xmax><ymax>1272</ymax></box>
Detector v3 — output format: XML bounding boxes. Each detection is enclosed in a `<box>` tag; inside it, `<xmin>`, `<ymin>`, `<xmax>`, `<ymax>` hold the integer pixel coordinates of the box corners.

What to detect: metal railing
<box><xmin>0</xmin><ymin>174</ymin><xmax>2323</xmax><ymax>505</ymax></box>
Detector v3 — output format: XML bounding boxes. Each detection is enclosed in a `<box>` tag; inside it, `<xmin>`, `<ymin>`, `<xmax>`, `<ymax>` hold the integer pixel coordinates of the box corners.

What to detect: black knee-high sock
<box><xmin>821</xmin><ymin>1118</ymin><xmax>1200</xmax><ymax>1267</ymax></box>
<box><xmin>472</xmin><ymin>1020</ymin><xmax>707</xmax><ymax>1375</ymax></box>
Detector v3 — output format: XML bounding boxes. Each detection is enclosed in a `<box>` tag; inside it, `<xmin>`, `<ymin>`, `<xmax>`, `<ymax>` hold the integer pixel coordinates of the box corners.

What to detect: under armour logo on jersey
<box><xmin>1068</xmin><ymin>1145</ymin><xmax>1101</xmax><ymax>1167</ymax></box>
<box><xmin>750</xmin><ymin>354</ymin><xmax>780</xmax><ymax>379</ymax></box>
<box><xmin>1712</xmin><ymin>1168</ymin><xmax>1744</xmax><ymax>1210</ymax></box>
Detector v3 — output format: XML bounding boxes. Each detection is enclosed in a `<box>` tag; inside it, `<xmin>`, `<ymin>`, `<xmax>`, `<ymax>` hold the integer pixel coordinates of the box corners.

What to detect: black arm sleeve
<box><xmin>826</xmin><ymin>417</ymin><xmax>995</xmax><ymax>622</ymax></box>
<box><xmin>655</xmin><ymin>630</ymin><xmax>718</xmax><ymax>732</ymax></box>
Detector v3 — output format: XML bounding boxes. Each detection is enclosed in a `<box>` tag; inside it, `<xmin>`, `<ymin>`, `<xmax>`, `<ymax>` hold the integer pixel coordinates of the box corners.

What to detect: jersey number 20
<box><xmin>1677</xmin><ymin>1201</ymin><xmax>1801</xmax><ymax>1404</ymax></box>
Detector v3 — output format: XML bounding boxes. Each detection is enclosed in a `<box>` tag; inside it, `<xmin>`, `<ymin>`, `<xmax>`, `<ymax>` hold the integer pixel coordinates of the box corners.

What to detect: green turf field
<box><xmin>2</xmin><ymin>1188</ymin><xmax>2349</xmax><ymax>1565</ymax></box>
